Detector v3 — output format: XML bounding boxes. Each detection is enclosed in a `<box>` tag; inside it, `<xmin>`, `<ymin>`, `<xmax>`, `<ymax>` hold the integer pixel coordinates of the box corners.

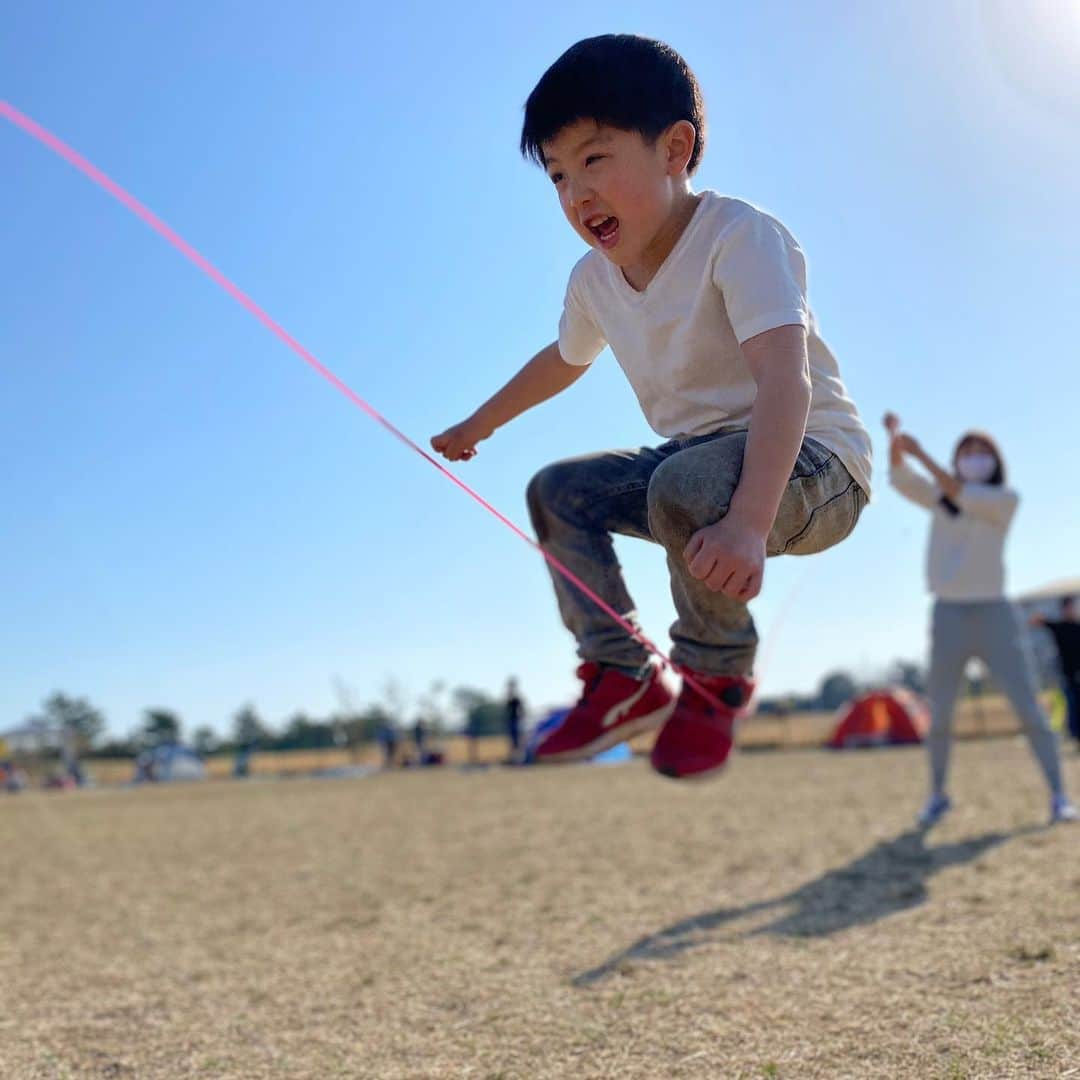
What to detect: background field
<box><xmin>75</xmin><ymin>694</ymin><xmax>1041</xmax><ymax>786</ymax></box>
<box><xmin>2</xmin><ymin>735</ymin><xmax>1078</xmax><ymax>1079</ymax></box>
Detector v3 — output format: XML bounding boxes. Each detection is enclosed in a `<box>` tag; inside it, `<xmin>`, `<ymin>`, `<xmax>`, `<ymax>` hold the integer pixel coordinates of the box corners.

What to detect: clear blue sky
<box><xmin>3</xmin><ymin>1</ymin><xmax>1079</xmax><ymax>738</ymax></box>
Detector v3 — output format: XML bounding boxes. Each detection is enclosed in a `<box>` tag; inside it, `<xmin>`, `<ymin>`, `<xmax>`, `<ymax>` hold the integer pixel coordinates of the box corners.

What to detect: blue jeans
<box><xmin>527</xmin><ymin>430</ymin><xmax>866</xmax><ymax>676</ymax></box>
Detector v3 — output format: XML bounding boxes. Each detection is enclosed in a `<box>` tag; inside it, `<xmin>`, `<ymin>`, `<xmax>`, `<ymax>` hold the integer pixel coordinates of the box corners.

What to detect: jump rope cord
<box><xmin>2</xmin><ymin>100</ymin><xmax>805</xmax><ymax>713</ymax></box>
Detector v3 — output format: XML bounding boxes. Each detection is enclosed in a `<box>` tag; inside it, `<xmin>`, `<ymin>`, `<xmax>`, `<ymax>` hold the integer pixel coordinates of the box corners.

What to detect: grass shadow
<box><xmin>573</xmin><ymin>824</ymin><xmax>1043</xmax><ymax>987</ymax></box>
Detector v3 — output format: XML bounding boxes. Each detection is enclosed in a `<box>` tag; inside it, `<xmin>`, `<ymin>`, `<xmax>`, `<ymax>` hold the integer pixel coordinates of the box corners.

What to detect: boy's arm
<box><xmin>431</xmin><ymin>342</ymin><xmax>588</xmax><ymax>461</ymax></box>
<box><xmin>684</xmin><ymin>324</ymin><xmax>811</xmax><ymax>600</ymax></box>
<box><xmin>727</xmin><ymin>324</ymin><xmax>813</xmax><ymax>535</ymax></box>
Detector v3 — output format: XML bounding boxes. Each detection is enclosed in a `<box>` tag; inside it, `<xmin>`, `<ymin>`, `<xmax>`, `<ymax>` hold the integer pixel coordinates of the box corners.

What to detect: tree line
<box><xmin>16</xmin><ymin>682</ymin><xmax>514</xmax><ymax>760</ymax></box>
<box><xmin>754</xmin><ymin>656</ymin><xmax>1013</xmax><ymax>715</ymax></box>
<box><xmin>756</xmin><ymin>659</ymin><xmax>929</xmax><ymax>715</ymax></box>
<box><xmin>17</xmin><ymin>656</ymin><xmax>986</xmax><ymax>760</ymax></box>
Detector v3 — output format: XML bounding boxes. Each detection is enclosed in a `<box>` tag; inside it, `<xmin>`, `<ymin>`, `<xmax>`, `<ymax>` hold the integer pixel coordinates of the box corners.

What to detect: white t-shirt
<box><xmin>889</xmin><ymin>461</ymin><xmax>1018</xmax><ymax>601</ymax></box>
<box><xmin>558</xmin><ymin>191</ymin><xmax>872</xmax><ymax>497</ymax></box>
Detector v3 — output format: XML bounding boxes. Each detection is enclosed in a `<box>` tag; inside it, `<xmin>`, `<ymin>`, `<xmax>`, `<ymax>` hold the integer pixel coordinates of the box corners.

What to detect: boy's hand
<box><xmin>684</xmin><ymin>517</ymin><xmax>767</xmax><ymax>600</ymax></box>
<box><xmin>431</xmin><ymin>415</ymin><xmax>493</xmax><ymax>462</ymax></box>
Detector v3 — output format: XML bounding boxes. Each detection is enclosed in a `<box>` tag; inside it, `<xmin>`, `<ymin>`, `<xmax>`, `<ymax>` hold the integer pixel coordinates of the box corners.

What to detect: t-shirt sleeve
<box><xmin>557</xmin><ymin>264</ymin><xmax>607</xmax><ymax>367</ymax></box>
<box><xmin>955</xmin><ymin>485</ymin><xmax>1019</xmax><ymax>529</ymax></box>
<box><xmin>711</xmin><ymin>209</ymin><xmax>810</xmax><ymax>344</ymax></box>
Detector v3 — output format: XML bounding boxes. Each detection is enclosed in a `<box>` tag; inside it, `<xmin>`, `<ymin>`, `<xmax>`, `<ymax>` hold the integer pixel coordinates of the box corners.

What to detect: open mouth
<box><xmin>585</xmin><ymin>215</ymin><xmax>620</xmax><ymax>249</ymax></box>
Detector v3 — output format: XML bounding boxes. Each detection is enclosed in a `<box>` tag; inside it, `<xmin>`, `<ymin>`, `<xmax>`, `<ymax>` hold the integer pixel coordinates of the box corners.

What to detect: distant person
<box><xmin>412</xmin><ymin>718</ymin><xmax>427</xmax><ymax>761</ymax></box>
<box><xmin>505</xmin><ymin>679</ymin><xmax>525</xmax><ymax>759</ymax></box>
<box><xmin>0</xmin><ymin>737</ymin><xmax>15</xmax><ymax>793</ymax></box>
<box><xmin>1032</xmin><ymin>596</ymin><xmax>1080</xmax><ymax>748</ymax></box>
<box><xmin>376</xmin><ymin>721</ymin><xmax>399</xmax><ymax>769</ymax></box>
<box><xmin>134</xmin><ymin>751</ymin><xmax>157</xmax><ymax>783</ymax></box>
<box><xmin>233</xmin><ymin>745</ymin><xmax>252</xmax><ymax>779</ymax></box>
<box><xmin>885</xmin><ymin>413</ymin><xmax>1076</xmax><ymax>826</ymax></box>
<box><xmin>65</xmin><ymin>754</ymin><xmax>86</xmax><ymax>787</ymax></box>
<box><xmin>59</xmin><ymin>730</ymin><xmax>85</xmax><ymax>787</ymax></box>
<box><xmin>3</xmin><ymin>761</ymin><xmax>26</xmax><ymax>793</ymax></box>
<box><xmin>464</xmin><ymin>710</ymin><xmax>481</xmax><ymax>767</ymax></box>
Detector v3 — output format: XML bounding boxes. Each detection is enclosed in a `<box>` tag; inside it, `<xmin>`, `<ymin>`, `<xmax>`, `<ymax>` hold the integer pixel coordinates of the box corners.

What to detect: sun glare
<box><xmin>980</xmin><ymin>0</ymin><xmax>1080</xmax><ymax>117</ymax></box>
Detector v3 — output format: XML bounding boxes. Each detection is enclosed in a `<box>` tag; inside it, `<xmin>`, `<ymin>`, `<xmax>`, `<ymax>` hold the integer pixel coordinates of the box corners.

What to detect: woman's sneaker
<box><xmin>1050</xmin><ymin>795</ymin><xmax>1079</xmax><ymax>824</ymax></box>
<box><xmin>533</xmin><ymin>662</ymin><xmax>674</xmax><ymax>764</ymax></box>
<box><xmin>649</xmin><ymin>671</ymin><xmax>755</xmax><ymax>780</ymax></box>
<box><xmin>917</xmin><ymin>793</ymin><xmax>952</xmax><ymax>828</ymax></box>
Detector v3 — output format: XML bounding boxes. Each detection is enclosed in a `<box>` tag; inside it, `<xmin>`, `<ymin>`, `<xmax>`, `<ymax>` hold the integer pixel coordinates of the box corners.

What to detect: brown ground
<box><xmin>2</xmin><ymin>738</ymin><xmax>1078</xmax><ymax>1079</ymax></box>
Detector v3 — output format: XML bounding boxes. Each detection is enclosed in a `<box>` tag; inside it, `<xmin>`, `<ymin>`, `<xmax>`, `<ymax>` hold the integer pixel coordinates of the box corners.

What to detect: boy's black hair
<box><xmin>521</xmin><ymin>35</ymin><xmax>706</xmax><ymax>174</ymax></box>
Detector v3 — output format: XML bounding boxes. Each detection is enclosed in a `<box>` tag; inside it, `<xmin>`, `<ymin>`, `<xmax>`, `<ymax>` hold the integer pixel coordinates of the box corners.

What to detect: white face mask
<box><xmin>957</xmin><ymin>452</ymin><xmax>997</xmax><ymax>483</ymax></box>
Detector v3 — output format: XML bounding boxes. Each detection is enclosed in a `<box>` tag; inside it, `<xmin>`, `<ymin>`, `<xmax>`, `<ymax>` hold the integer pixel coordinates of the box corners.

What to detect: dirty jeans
<box><xmin>526</xmin><ymin>430</ymin><xmax>867</xmax><ymax>677</ymax></box>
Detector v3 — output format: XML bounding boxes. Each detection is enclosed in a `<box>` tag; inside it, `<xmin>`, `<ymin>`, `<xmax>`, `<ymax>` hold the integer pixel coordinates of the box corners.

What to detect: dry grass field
<box><xmin>2</xmin><ymin>737</ymin><xmax>1078</xmax><ymax>1079</ymax></box>
<box><xmin>77</xmin><ymin>694</ymin><xmax>1043</xmax><ymax>787</ymax></box>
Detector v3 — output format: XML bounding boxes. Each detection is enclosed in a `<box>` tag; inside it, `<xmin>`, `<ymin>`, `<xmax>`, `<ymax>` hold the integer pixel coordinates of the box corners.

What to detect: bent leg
<box><xmin>646</xmin><ymin>433</ymin><xmax>865</xmax><ymax>675</ymax></box>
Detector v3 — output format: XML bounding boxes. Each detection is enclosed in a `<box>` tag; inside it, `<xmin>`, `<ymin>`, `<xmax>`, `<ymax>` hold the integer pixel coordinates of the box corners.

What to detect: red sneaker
<box><xmin>534</xmin><ymin>662</ymin><xmax>675</xmax><ymax>763</ymax></box>
<box><xmin>650</xmin><ymin>671</ymin><xmax>755</xmax><ymax>780</ymax></box>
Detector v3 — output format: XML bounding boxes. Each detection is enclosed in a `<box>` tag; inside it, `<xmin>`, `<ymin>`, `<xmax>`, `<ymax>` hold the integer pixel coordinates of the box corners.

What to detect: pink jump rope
<box><xmin>2</xmin><ymin>100</ymin><xmax>794</xmax><ymax>715</ymax></box>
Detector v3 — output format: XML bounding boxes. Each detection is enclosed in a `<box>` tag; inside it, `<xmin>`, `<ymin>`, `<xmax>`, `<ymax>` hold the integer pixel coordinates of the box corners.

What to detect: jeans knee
<box><xmin>647</xmin><ymin>458</ymin><xmax>727</xmax><ymax>545</ymax></box>
<box><xmin>526</xmin><ymin>465</ymin><xmax>558</xmax><ymax>539</ymax></box>
<box><xmin>527</xmin><ymin>461</ymin><xmax>589</xmax><ymax>540</ymax></box>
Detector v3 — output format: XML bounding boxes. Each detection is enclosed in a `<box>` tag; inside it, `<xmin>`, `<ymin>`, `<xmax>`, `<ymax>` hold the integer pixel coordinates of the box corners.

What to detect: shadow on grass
<box><xmin>573</xmin><ymin>825</ymin><xmax>1043</xmax><ymax>987</ymax></box>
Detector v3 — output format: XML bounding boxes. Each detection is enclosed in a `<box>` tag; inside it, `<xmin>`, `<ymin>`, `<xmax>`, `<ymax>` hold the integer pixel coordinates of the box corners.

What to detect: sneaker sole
<box><xmin>917</xmin><ymin>807</ymin><xmax>952</xmax><ymax>829</ymax></box>
<box><xmin>536</xmin><ymin>700</ymin><xmax>676</xmax><ymax>765</ymax></box>
<box><xmin>651</xmin><ymin>754</ymin><xmax>733</xmax><ymax>782</ymax></box>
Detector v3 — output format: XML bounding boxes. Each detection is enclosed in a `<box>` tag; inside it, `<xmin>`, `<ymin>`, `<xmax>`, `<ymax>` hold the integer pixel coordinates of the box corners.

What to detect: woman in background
<box><xmin>884</xmin><ymin>412</ymin><xmax>1076</xmax><ymax>827</ymax></box>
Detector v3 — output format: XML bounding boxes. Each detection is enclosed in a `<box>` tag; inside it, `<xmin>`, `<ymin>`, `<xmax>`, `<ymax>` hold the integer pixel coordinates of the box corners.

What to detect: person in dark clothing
<box><xmin>506</xmin><ymin>679</ymin><xmax>525</xmax><ymax>760</ymax></box>
<box><xmin>412</xmin><ymin>718</ymin><xmax>428</xmax><ymax>764</ymax></box>
<box><xmin>1033</xmin><ymin>595</ymin><xmax>1080</xmax><ymax>746</ymax></box>
<box><xmin>464</xmin><ymin>709</ymin><xmax>482</xmax><ymax>767</ymax></box>
<box><xmin>377</xmin><ymin>721</ymin><xmax>399</xmax><ymax>769</ymax></box>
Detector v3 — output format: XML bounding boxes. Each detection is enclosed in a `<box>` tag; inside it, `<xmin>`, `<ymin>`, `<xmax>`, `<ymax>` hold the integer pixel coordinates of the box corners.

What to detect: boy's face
<box><xmin>541</xmin><ymin>120</ymin><xmax>689</xmax><ymax>270</ymax></box>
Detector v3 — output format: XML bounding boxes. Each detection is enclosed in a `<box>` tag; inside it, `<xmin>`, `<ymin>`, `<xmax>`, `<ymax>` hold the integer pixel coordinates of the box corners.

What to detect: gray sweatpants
<box><xmin>926</xmin><ymin>600</ymin><xmax>1064</xmax><ymax>797</ymax></box>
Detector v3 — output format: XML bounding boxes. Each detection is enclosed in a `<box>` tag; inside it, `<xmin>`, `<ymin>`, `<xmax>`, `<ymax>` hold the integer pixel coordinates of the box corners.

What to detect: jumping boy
<box><xmin>432</xmin><ymin>35</ymin><xmax>872</xmax><ymax>779</ymax></box>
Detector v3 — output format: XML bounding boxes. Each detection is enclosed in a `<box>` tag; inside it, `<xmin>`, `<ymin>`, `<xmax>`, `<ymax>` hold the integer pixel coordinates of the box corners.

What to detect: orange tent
<box><xmin>827</xmin><ymin>689</ymin><xmax>928</xmax><ymax>749</ymax></box>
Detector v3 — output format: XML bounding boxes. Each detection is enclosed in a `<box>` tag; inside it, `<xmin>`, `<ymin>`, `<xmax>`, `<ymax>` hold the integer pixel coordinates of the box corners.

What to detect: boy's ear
<box><xmin>662</xmin><ymin>120</ymin><xmax>697</xmax><ymax>176</ymax></box>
